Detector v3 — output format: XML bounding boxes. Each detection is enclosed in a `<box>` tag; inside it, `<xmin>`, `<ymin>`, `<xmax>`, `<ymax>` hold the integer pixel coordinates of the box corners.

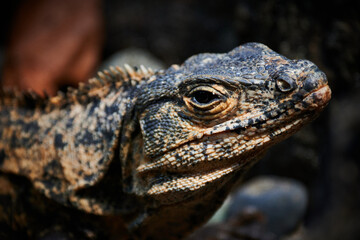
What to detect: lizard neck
<box><xmin>120</xmin><ymin>123</ymin><xmax>261</xmax><ymax>238</ymax></box>
<box><xmin>128</xmin><ymin>169</ymin><xmax>249</xmax><ymax>239</ymax></box>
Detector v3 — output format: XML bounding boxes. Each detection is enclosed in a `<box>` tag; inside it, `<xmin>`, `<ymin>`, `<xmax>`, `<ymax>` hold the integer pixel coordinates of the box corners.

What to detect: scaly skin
<box><xmin>0</xmin><ymin>43</ymin><xmax>331</xmax><ymax>239</ymax></box>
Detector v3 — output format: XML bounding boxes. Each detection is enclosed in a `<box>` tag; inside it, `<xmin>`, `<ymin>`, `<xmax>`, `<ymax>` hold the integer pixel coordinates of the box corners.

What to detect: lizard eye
<box><xmin>190</xmin><ymin>90</ymin><xmax>220</xmax><ymax>105</ymax></box>
<box><xmin>182</xmin><ymin>84</ymin><xmax>237</xmax><ymax>120</ymax></box>
<box><xmin>186</xmin><ymin>86</ymin><xmax>224</xmax><ymax>110</ymax></box>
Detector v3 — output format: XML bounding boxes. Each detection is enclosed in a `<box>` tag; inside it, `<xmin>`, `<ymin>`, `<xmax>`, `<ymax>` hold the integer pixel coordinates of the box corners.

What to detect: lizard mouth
<box><xmin>143</xmin><ymin>115</ymin><xmax>307</xmax><ymax>202</ymax></box>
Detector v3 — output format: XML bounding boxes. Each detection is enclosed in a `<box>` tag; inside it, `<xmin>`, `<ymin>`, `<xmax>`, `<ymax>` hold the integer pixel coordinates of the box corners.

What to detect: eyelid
<box><xmin>188</xmin><ymin>86</ymin><xmax>224</xmax><ymax>98</ymax></box>
<box><xmin>178</xmin><ymin>75</ymin><xmax>239</xmax><ymax>91</ymax></box>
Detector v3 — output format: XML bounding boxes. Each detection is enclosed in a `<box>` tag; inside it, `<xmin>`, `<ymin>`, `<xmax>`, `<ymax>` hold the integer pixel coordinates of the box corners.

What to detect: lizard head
<box><xmin>127</xmin><ymin>42</ymin><xmax>331</xmax><ymax>207</ymax></box>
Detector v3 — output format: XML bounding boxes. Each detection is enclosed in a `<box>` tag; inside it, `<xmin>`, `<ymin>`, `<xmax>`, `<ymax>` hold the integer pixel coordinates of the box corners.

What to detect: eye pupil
<box><xmin>192</xmin><ymin>90</ymin><xmax>217</xmax><ymax>104</ymax></box>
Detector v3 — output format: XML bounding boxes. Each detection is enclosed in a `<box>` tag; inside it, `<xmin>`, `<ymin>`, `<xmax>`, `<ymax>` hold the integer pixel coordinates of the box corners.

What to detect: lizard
<box><xmin>0</xmin><ymin>43</ymin><xmax>331</xmax><ymax>239</ymax></box>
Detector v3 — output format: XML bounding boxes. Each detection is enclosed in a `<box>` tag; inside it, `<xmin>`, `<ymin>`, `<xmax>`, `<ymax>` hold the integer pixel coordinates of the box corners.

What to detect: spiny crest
<box><xmin>0</xmin><ymin>64</ymin><xmax>156</xmax><ymax>110</ymax></box>
<box><xmin>0</xmin><ymin>87</ymin><xmax>48</xmax><ymax>109</ymax></box>
<box><xmin>96</xmin><ymin>64</ymin><xmax>155</xmax><ymax>87</ymax></box>
<box><xmin>59</xmin><ymin>64</ymin><xmax>156</xmax><ymax>105</ymax></box>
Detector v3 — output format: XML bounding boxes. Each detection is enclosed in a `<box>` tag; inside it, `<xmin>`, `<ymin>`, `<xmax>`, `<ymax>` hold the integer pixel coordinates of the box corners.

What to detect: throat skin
<box><xmin>121</xmin><ymin>124</ymin><xmax>268</xmax><ymax>239</ymax></box>
<box><xmin>128</xmin><ymin>167</ymin><xmax>247</xmax><ymax>240</ymax></box>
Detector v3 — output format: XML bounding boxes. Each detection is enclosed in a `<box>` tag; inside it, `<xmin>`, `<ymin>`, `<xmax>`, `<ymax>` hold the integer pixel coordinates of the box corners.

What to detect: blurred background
<box><xmin>0</xmin><ymin>0</ymin><xmax>359</xmax><ymax>239</ymax></box>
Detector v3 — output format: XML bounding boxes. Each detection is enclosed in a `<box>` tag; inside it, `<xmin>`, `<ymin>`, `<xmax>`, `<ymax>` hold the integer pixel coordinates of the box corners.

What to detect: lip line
<box><xmin>139</xmin><ymin>112</ymin><xmax>308</xmax><ymax>175</ymax></box>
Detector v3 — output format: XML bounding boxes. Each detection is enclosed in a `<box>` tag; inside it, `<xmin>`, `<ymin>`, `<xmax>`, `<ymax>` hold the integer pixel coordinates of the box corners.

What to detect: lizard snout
<box><xmin>302</xmin><ymin>70</ymin><xmax>328</xmax><ymax>93</ymax></box>
<box><xmin>301</xmin><ymin>70</ymin><xmax>331</xmax><ymax>109</ymax></box>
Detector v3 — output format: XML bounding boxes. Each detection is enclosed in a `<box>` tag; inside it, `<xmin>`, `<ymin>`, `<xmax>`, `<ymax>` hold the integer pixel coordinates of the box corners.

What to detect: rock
<box><xmin>100</xmin><ymin>47</ymin><xmax>165</xmax><ymax>71</ymax></box>
<box><xmin>225</xmin><ymin>176</ymin><xmax>308</xmax><ymax>237</ymax></box>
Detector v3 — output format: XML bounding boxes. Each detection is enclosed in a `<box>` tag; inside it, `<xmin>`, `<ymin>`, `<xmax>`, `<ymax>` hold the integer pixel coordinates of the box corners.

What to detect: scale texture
<box><xmin>0</xmin><ymin>43</ymin><xmax>331</xmax><ymax>239</ymax></box>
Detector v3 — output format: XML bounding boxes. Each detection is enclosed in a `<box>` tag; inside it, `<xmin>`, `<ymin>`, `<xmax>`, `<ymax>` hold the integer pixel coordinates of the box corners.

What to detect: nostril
<box><xmin>275</xmin><ymin>74</ymin><xmax>296</xmax><ymax>93</ymax></box>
